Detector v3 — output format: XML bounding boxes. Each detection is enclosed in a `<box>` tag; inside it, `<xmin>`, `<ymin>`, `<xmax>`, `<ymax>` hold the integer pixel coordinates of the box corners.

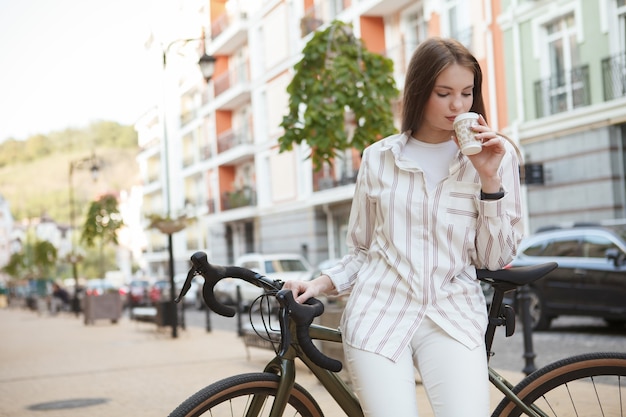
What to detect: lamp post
<box><xmin>160</xmin><ymin>37</ymin><xmax>215</xmax><ymax>338</ymax></box>
<box><xmin>68</xmin><ymin>152</ymin><xmax>100</xmax><ymax>316</ymax></box>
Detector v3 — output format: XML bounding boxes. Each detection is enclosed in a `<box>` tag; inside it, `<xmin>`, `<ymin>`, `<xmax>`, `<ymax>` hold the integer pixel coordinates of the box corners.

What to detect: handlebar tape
<box><xmin>190</xmin><ymin>251</ymin><xmax>268</xmax><ymax>317</ymax></box>
<box><xmin>277</xmin><ymin>290</ymin><xmax>343</xmax><ymax>372</ymax></box>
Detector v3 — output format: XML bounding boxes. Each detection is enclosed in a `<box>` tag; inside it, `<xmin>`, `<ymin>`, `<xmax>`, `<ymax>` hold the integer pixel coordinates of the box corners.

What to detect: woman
<box><xmin>284</xmin><ymin>37</ymin><xmax>524</xmax><ymax>417</ymax></box>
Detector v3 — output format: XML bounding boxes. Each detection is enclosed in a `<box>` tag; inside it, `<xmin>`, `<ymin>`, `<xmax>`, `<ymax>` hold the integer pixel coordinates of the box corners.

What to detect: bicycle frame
<box><xmin>254</xmin><ymin>286</ymin><xmax>549</xmax><ymax>417</ymax></box>
<box><xmin>179</xmin><ymin>254</ymin><xmax>570</xmax><ymax>417</ymax></box>
<box><xmin>489</xmin><ymin>368</ymin><xmax>544</xmax><ymax>417</ymax></box>
<box><xmin>252</xmin><ymin>304</ymin><xmax>364</xmax><ymax>417</ymax></box>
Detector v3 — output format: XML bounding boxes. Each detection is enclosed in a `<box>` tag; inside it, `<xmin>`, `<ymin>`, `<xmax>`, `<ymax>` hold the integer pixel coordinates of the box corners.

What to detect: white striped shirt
<box><xmin>324</xmin><ymin>132</ymin><xmax>524</xmax><ymax>361</ymax></box>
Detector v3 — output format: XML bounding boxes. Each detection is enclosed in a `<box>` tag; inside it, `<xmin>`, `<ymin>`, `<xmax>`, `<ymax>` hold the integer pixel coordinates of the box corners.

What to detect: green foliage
<box><xmin>1</xmin><ymin>240</ymin><xmax>57</xmax><ymax>280</ymax></box>
<box><xmin>0</xmin><ymin>121</ymin><xmax>137</xmax><ymax>168</ymax></box>
<box><xmin>81</xmin><ymin>194</ymin><xmax>124</xmax><ymax>247</ymax></box>
<box><xmin>82</xmin><ymin>246</ymin><xmax>119</xmax><ymax>279</ymax></box>
<box><xmin>31</xmin><ymin>240</ymin><xmax>58</xmax><ymax>278</ymax></box>
<box><xmin>1</xmin><ymin>252</ymin><xmax>27</xmax><ymax>279</ymax></box>
<box><xmin>279</xmin><ymin>20</ymin><xmax>399</xmax><ymax>170</ymax></box>
<box><xmin>0</xmin><ymin>121</ymin><xmax>139</xmax><ymax>223</ymax></box>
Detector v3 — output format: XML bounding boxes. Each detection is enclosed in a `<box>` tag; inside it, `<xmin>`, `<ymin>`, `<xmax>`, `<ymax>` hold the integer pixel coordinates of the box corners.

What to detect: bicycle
<box><xmin>170</xmin><ymin>251</ymin><xmax>626</xmax><ymax>417</ymax></box>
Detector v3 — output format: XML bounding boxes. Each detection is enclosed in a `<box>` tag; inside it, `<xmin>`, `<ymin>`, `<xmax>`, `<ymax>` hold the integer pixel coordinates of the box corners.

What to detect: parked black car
<box><xmin>509</xmin><ymin>225</ymin><xmax>626</xmax><ymax>330</ymax></box>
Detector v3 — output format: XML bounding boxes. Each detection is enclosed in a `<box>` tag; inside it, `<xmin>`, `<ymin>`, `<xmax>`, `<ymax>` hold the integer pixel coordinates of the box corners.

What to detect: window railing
<box><xmin>301</xmin><ymin>5</ymin><xmax>324</xmax><ymax>37</ymax></box>
<box><xmin>211</xmin><ymin>13</ymin><xmax>229</xmax><ymax>39</ymax></box>
<box><xmin>217</xmin><ymin>129</ymin><xmax>252</xmax><ymax>153</ymax></box>
<box><xmin>534</xmin><ymin>64</ymin><xmax>590</xmax><ymax>118</ymax></box>
<box><xmin>214</xmin><ymin>63</ymin><xmax>249</xmax><ymax>97</ymax></box>
<box><xmin>602</xmin><ymin>51</ymin><xmax>626</xmax><ymax>101</ymax></box>
<box><xmin>180</xmin><ymin>108</ymin><xmax>197</xmax><ymax>127</ymax></box>
<box><xmin>145</xmin><ymin>171</ymin><xmax>160</xmax><ymax>184</ymax></box>
<box><xmin>314</xmin><ymin>171</ymin><xmax>358</xmax><ymax>191</ymax></box>
<box><xmin>221</xmin><ymin>186</ymin><xmax>257</xmax><ymax>210</ymax></box>
<box><xmin>182</xmin><ymin>155</ymin><xmax>195</xmax><ymax>167</ymax></box>
<box><xmin>201</xmin><ymin>145</ymin><xmax>213</xmax><ymax>160</ymax></box>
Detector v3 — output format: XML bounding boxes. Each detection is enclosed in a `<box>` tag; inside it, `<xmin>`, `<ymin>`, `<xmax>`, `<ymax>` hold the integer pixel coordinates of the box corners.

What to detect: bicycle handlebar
<box><xmin>182</xmin><ymin>251</ymin><xmax>278</xmax><ymax>317</ymax></box>
<box><xmin>276</xmin><ymin>290</ymin><xmax>343</xmax><ymax>372</ymax></box>
<box><xmin>176</xmin><ymin>251</ymin><xmax>342</xmax><ymax>372</ymax></box>
<box><xmin>177</xmin><ymin>251</ymin><xmax>557</xmax><ymax>374</ymax></box>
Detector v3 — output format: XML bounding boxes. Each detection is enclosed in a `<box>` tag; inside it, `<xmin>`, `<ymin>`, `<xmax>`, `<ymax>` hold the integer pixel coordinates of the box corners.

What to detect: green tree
<box><xmin>1</xmin><ymin>240</ymin><xmax>57</xmax><ymax>280</ymax></box>
<box><xmin>81</xmin><ymin>194</ymin><xmax>124</xmax><ymax>276</ymax></box>
<box><xmin>1</xmin><ymin>252</ymin><xmax>27</xmax><ymax>279</ymax></box>
<box><xmin>279</xmin><ymin>20</ymin><xmax>399</xmax><ymax>170</ymax></box>
<box><xmin>31</xmin><ymin>240</ymin><xmax>57</xmax><ymax>278</ymax></box>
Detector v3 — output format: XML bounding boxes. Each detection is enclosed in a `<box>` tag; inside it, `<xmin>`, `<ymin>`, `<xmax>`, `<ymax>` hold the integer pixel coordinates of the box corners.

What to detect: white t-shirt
<box><xmin>401</xmin><ymin>137</ymin><xmax>459</xmax><ymax>191</ymax></box>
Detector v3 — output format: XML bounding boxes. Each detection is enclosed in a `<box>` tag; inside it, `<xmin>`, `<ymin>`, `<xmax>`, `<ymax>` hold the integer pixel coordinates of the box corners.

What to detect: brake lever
<box><xmin>174</xmin><ymin>268</ymin><xmax>196</xmax><ymax>303</ymax></box>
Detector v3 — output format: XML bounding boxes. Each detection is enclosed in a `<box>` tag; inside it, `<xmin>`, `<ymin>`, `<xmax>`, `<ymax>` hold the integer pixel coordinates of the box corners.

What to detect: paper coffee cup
<box><xmin>453</xmin><ymin>112</ymin><xmax>481</xmax><ymax>155</ymax></box>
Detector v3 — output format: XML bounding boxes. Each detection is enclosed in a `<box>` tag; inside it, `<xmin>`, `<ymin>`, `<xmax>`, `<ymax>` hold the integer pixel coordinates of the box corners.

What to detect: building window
<box><xmin>620</xmin><ymin>0</ymin><xmax>626</xmax><ymax>47</ymax></box>
<box><xmin>602</xmin><ymin>1</ymin><xmax>626</xmax><ymax>100</ymax></box>
<box><xmin>534</xmin><ymin>13</ymin><xmax>589</xmax><ymax>117</ymax></box>
<box><xmin>443</xmin><ymin>0</ymin><xmax>472</xmax><ymax>49</ymax></box>
<box><xmin>404</xmin><ymin>7</ymin><xmax>427</xmax><ymax>55</ymax></box>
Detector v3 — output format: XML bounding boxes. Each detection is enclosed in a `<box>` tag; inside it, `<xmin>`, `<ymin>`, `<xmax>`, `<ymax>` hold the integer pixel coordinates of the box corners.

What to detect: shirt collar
<box><xmin>376</xmin><ymin>131</ymin><xmax>467</xmax><ymax>173</ymax></box>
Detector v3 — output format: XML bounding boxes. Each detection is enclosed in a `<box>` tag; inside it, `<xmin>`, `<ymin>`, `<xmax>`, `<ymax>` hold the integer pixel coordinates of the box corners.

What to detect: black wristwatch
<box><xmin>480</xmin><ymin>189</ymin><xmax>505</xmax><ymax>200</ymax></box>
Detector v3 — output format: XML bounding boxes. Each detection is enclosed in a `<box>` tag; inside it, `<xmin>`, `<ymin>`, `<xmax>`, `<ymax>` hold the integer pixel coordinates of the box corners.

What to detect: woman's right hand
<box><xmin>282</xmin><ymin>274</ymin><xmax>335</xmax><ymax>304</ymax></box>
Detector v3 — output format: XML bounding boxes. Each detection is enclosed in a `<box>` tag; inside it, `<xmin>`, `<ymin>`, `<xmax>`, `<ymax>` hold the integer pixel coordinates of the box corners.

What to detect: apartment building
<box><xmin>499</xmin><ymin>0</ymin><xmax>626</xmax><ymax>232</ymax></box>
<box><xmin>135</xmin><ymin>0</ymin><xmax>507</xmax><ymax>278</ymax></box>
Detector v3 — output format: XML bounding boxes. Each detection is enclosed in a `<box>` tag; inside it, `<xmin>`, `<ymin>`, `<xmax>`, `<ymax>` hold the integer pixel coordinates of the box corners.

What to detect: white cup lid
<box><xmin>454</xmin><ymin>112</ymin><xmax>479</xmax><ymax>124</ymax></box>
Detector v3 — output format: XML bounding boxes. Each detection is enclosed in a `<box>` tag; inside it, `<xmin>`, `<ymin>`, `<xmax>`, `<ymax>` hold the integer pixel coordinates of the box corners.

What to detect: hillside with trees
<box><xmin>0</xmin><ymin>121</ymin><xmax>140</xmax><ymax>224</ymax></box>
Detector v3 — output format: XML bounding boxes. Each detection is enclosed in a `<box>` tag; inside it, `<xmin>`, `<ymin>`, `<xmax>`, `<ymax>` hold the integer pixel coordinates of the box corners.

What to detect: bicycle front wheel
<box><xmin>169</xmin><ymin>372</ymin><xmax>325</xmax><ymax>417</ymax></box>
<box><xmin>492</xmin><ymin>352</ymin><xmax>626</xmax><ymax>417</ymax></box>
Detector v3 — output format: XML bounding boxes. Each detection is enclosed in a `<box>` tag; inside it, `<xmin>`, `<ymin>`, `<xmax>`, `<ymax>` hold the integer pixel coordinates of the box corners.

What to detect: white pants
<box><xmin>343</xmin><ymin>317</ymin><xmax>489</xmax><ymax>417</ymax></box>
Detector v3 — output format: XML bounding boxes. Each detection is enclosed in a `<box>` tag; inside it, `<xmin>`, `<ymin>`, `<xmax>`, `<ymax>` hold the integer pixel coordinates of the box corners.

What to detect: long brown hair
<box><xmin>401</xmin><ymin>37</ymin><xmax>485</xmax><ymax>135</ymax></box>
<box><xmin>400</xmin><ymin>37</ymin><xmax>525</xmax><ymax>180</ymax></box>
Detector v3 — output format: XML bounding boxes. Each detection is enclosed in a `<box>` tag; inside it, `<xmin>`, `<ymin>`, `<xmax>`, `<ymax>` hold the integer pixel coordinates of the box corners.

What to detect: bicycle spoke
<box><xmin>528</xmin><ymin>375</ymin><xmax>624</xmax><ymax>416</ymax></box>
<box><xmin>492</xmin><ymin>354</ymin><xmax>626</xmax><ymax>417</ymax></box>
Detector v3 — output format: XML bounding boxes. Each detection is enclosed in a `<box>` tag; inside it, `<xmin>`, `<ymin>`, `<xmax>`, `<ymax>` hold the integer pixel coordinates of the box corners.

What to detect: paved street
<box><xmin>1</xmin><ymin>304</ymin><xmax>624</xmax><ymax>417</ymax></box>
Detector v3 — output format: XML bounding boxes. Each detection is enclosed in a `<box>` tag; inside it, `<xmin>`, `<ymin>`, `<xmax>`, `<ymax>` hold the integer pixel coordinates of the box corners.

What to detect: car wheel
<box><xmin>521</xmin><ymin>286</ymin><xmax>552</xmax><ymax>331</ymax></box>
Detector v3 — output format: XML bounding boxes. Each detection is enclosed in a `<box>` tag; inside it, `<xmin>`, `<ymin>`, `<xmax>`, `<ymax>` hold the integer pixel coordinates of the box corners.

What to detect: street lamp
<box><xmin>68</xmin><ymin>152</ymin><xmax>100</xmax><ymax>316</ymax></box>
<box><xmin>160</xmin><ymin>37</ymin><xmax>215</xmax><ymax>338</ymax></box>
<box><xmin>198</xmin><ymin>53</ymin><xmax>217</xmax><ymax>83</ymax></box>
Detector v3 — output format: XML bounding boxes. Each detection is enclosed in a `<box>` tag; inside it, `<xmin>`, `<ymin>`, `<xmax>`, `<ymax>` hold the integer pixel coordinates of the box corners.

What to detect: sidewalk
<box><xmin>0</xmin><ymin>307</ymin><xmax>525</xmax><ymax>417</ymax></box>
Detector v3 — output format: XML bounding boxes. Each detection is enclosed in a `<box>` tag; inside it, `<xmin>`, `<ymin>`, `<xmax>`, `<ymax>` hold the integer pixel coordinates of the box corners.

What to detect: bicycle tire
<box><xmin>168</xmin><ymin>372</ymin><xmax>325</xmax><ymax>417</ymax></box>
<box><xmin>492</xmin><ymin>352</ymin><xmax>626</xmax><ymax>417</ymax></box>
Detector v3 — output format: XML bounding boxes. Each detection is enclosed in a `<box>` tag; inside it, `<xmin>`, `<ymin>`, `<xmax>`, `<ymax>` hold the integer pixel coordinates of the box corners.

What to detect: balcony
<box><xmin>221</xmin><ymin>186</ymin><xmax>257</xmax><ymax>210</ymax></box>
<box><xmin>145</xmin><ymin>171</ymin><xmax>160</xmax><ymax>185</ymax></box>
<box><xmin>180</xmin><ymin>108</ymin><xmax>198</xmax><ymax>127</ymax></box>
<box><xmin>360</xmin><ymin>0</ymin><xmax>416</xmax><ymax>16</ymax></box>
<box><xmin>602</xmin><ymin>51</ymin><xmax>626</xmax><ymax>101</ymax></box>
<box><xmin>201</xmin><ymin>145</ymin><xmax>213</xmax><ymax>161</ymax></box>
<box><xmin>210</xmin><ymin>11</ymin><xmax>248</xmax><ymax>55</ymax></box>
<box><xmin>217</xmin><ymin>129</ymin><xmax>252</xmax><ymax>153</ymax></box>
<box><xmin>300</xmin><ymin>5</ymin><xmax>324</xmax><ymax>37</ymax></box>
<box><xmin>534</xmin><ymin>64</ymin><xmax>590</xmax><ymax>118</ymax></box>
<box><xmin>314</xmin><ymin>171</ymin><xmax>358</xmax><ymax>191</ymax></box>
<box><xmin>213</xmin><ymin>64</ymin><xmax>251</xmax><ymax>110</ymax></box>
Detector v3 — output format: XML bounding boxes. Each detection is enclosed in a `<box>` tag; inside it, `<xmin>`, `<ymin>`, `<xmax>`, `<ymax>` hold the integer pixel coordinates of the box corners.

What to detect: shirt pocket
<box><xmin>443</xmin><ymin>183</ymin><xmax>479</xmax><ymax>227</ymax></box>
